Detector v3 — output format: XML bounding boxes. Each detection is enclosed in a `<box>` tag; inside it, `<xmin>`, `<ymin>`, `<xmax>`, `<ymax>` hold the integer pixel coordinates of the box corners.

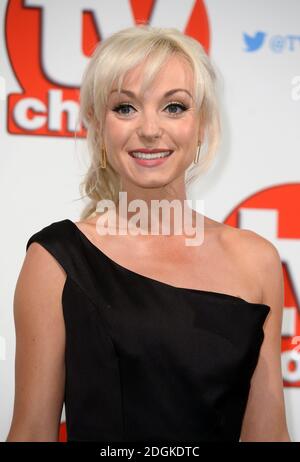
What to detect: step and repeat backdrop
<box><xmin>0</xmin><ymin>0</ymin><xmax>299</xmax><ymax>442</ymax></box>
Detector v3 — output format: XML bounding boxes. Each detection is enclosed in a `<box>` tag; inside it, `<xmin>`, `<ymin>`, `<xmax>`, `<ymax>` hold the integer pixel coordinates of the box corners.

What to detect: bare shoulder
<box><xmin>6</xmin><ymin>241</ymin><xmax>66</xmax><ymax>441</ymax></box>
<box><xmin>18</xmin><ymin>240</ymin><xmax>67</xmax><ymax>338</ymax></box>
<box><xmin>220</xmin><ymin>223</ymin><xmax>280</xmax><ymax>268</ymax></box>
<box><xmin>217</xmin><ymin>225</ymin><xmax>290</xmax><ymax>440</ymax></box>
<box><xmin>16</xmin><ymin>241</ymin><xmax>67</xmax><ymax>319</ymax></box>
<box><xmin>24</xmin><ymin>241</ymin><xmax>66</xmax><ymax>286</ymax></box>
<box><xmin>234</xmin><ymin>229</ymin><xmax>289</xmax><ymax>440</ymax></box>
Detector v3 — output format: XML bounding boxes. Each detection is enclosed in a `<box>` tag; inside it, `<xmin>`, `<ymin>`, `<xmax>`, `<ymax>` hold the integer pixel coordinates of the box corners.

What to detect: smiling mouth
<box><xmin>129</xmin><ymin>150</ymin><xmax>174</xmax><ymax>159</ymax></box>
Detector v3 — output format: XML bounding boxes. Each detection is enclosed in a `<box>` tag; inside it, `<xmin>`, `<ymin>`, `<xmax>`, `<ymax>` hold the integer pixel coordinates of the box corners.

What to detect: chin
<box><xmin>126</xmin><ymin>173</ymin><xmax>174</xmax><ymax>189</ymax></box>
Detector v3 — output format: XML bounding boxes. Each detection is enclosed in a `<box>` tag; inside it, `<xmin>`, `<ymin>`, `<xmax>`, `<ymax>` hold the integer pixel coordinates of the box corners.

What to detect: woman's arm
<box><xmin>240</xmin><ymin>234</ymin><xmax>291</xmax><ymax>442</ymax></box>
<box><xmin>6</xmin><ymin>242</ymin><xmax>66</xmax><ymax>442</ymax></box>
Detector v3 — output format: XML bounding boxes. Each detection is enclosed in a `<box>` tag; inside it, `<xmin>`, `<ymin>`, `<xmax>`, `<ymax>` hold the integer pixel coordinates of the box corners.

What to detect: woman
<box><xmin>7</xmin><ymin>25</ymin><xmax>290</xmax><ymax>442</ymax></box>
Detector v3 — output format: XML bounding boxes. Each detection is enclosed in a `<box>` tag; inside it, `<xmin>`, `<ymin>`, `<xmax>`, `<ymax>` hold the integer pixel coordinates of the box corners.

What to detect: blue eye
<box><xmin>112</xmin><ymin>103</ymin><xmax>135</xmax><ymax>115</ymax></box>
<box><xmin>112</xmin><ymin>102</ymin><xmax>188</xmax><ymax>116</ymax></box>
<box><xmin>165</xmin><ymin>102</ymin><xmax>188</xmax><ymax>114</ymax></box>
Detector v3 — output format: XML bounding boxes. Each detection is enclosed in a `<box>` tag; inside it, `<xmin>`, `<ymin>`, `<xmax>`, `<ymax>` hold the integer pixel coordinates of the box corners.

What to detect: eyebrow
<box><xmin>109</xmin><ymin>88</ymin><xmax>193</xmax><ymax>99</ymax></box>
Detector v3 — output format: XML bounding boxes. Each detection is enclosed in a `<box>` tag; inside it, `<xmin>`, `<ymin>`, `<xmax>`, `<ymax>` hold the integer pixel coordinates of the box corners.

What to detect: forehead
<box><xmin>113</xmin><ymin>54</ymin><xmax>194</xmax><ymax>99</ymax></box>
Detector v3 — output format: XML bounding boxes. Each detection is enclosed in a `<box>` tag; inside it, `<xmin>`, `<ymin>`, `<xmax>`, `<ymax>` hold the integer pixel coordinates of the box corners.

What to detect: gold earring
<box><xmin>100</xmin><ymin>145</ymin><xmax>107</xmax><ymax>169</ymax></box>
<box><xmin>194</xmin><ymin>142</ymin><xmax>201</xmax><ymax>164</ymax></box>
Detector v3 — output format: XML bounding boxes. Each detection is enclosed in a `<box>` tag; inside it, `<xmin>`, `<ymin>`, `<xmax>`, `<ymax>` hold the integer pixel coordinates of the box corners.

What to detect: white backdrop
<box><xmin>0</xmin><ymin>0</ymin><xmax>299</xmax><ymax>442</ymax></box>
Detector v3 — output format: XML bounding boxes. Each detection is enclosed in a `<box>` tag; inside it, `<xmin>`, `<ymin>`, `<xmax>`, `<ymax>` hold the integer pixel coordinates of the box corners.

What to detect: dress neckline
<box><xmin>66</xmin><ymin>219</ymin><xmax>270</xmax><ymax>311</ymax></box>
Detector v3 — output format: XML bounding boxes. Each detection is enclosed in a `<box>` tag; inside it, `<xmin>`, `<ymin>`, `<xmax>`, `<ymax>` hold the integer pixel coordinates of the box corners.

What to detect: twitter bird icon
<box><xmin>243</xmin><ymin>31</ymin><xmax>266</xmax><ymax>51</ymax></box>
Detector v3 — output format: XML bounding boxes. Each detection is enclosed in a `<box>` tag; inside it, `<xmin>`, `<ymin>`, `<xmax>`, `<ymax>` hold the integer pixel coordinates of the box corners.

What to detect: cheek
<box><xmin>172</xmin><ymin>119</ymin><xmax>198</xmax><ymax>146</ymax></box>
<box><xmin>104</xmin><ymin>114</ymin><xmax>129</xmax><ymax>147</ymax></box>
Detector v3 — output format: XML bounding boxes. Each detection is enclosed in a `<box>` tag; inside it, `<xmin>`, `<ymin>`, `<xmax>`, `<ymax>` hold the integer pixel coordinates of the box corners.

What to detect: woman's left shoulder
<box><xmin>222</xmin><ymin>224</ymin><xmax>282</xmax><ymax>307</ymax></box>
<box><xmin>221</xmin><ymin>223</ymin><xmax>279</xmax><ymax>262</ymax></box>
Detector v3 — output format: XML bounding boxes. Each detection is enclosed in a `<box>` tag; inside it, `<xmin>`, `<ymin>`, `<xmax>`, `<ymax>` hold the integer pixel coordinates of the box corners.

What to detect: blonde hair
<box><xmin>78</xmin><ymin>25</ymin><xmax>221</xmax><ymax>220</ymax></box>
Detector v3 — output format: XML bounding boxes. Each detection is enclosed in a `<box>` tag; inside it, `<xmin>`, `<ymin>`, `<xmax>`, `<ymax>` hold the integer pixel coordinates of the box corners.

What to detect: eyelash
<box><xmin>112</xmin><ymin>101</ymin><xmax>188</xmax><ymax>117</ymax></box>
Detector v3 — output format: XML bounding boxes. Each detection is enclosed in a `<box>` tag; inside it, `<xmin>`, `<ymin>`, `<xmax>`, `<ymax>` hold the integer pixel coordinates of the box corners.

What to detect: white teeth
<box><xmin>131</xmin><ymin>151</ymin><xmax>172</xmax><ymax>159</ymax></box>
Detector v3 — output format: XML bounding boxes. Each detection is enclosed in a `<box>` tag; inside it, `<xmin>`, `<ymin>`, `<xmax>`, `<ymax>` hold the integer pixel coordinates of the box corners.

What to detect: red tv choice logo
<box><xmin>5</xmin><ymin>0</ymin><xmax>210</xmax><ymax>138</ymax></box>
<box><xmin>224</xmin><ymin>183</ymin><xmax>300</xmax><ymax>388</ymax></box>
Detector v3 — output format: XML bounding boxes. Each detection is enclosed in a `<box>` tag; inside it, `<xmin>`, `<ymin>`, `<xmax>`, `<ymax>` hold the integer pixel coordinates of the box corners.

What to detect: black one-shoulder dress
<box><xmin>26</xmin><ymin>219</ymin><xmax>270</xmax><ymax>442</ymax></box>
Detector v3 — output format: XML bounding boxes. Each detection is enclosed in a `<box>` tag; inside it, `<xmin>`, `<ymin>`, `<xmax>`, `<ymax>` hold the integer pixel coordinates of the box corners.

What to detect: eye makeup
<box><xmin>112</xmin><ymin>101</ymin><xmax>189</xmax><ymax>116</ymax></box>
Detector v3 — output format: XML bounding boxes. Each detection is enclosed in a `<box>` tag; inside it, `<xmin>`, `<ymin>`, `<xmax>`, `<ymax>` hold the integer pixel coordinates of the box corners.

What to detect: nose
<box><xmin>136</xmin><ymin>109</ymin><xmax>162</xmax><ymax>139</ymax></box>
